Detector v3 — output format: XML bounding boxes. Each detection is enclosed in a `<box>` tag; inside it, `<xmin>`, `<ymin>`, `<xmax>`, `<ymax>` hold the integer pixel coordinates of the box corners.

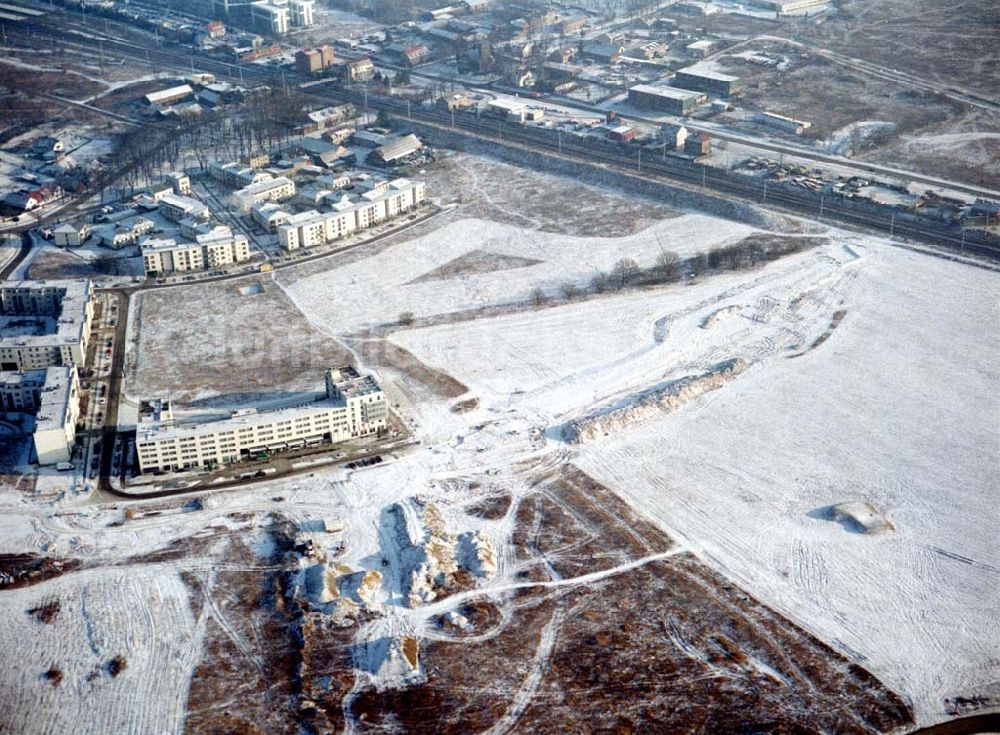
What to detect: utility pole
<box><xmin>702</xmin><ymin>164</ymin><xmax>706</xmax><ymax>188</ymax></box>
<box><xmin>890</xmin><ymin>211</ymin><xmax>895</xmax><ymax>237</ymax></box>
<box><xmin>819</xmin><ymin>195</ymin><xmax>824</xmax><ymax>217</ymax></box>
<box><xmin>960</xmin><ymin>227</ymin><xmax>966</xmax><ymax>251</ymax></box>
<box><xmin>407</xmin><ymin>99</ymin><xmax>411</xmax><ymax>119</ymax></box>
<box><xmin>558</xmin><ymin>130</ymin><xmax>562</xmax><ymax>154</ymax></box>
<box><xmin>637</xmin><ymin>148</ymin><xmax>641</xmax><ymax>173</ymax></box>
<box><xmin>451</xmin><ymin>109</ymin><xmax>455</xmax><ymax>129</ymax></box>
<box><xmin>762</xmin><ymin>178</ymin><xmax>767</xmax><ymax>204</ymax></box>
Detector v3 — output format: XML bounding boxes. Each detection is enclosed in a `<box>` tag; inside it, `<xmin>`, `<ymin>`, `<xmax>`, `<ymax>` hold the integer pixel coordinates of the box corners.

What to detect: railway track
<box><xmin>10</xmin><ymin>14</ymin><xmax>1000</xmax><ymax>260</ymax></box>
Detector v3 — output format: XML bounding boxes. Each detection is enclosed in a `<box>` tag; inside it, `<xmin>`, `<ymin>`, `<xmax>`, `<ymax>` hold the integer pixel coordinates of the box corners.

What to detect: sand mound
<box><xmin>825</xmin><ymin>502</ymin><xmax>895</xmax><ymax>535</ymax></box>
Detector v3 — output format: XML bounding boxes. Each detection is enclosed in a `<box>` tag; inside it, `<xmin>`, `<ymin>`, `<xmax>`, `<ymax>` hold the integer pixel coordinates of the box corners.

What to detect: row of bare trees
<box><xmin>528</xmin><ymin>235</ymin><xmax>817</xmax><ymax>308</ymax></box>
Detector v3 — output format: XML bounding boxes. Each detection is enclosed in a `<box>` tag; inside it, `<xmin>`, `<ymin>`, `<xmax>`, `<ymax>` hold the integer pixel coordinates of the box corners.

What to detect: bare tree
<box><xmin>613</xmin><ymin>257</ymin><xmax>640</xmax><ymax>288</ymax></box>
<box><xmin>590</xmin><ymin>271</ymin><xmax>610</xmax><ymax>293</ymax></box>
<box><xmin>655</xmin><ymin>250</ymin><xmax>679</xmax><ymax>282</ymax></box>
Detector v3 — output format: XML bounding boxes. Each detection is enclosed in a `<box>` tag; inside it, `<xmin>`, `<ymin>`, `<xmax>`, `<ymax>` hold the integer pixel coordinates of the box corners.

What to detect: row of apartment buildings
<box><xmin>276</xmin><ymin>178</ymin><xmax>425</xmax><ymax>251</ymax></box>
<box><xmin>135</xmin><ymin>367</ymin><xmax>386</xmax><ymax>474</ymax></box>
<box><xmin>141</xmin><ymin>229</ymin><xmax>253</xmax><ymax>276</ymax></box>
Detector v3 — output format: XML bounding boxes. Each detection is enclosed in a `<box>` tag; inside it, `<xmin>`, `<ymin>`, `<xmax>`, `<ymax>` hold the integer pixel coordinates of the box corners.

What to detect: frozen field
<box><xmin>392</xmin><ymin>233</ymin><xmax>998</xmax><ymax>724</ymax></box>
<box><xmin>0</xmin><ymin>567</ymin><xmax>201</xmax><ymax>735</ymax></box>
<box><xmin>390</xmin><ymin>235</ymin><xmax>851</xmax><ymax>420</ymax></box>
<box><xmin>280</xmin><ymin>214</ymin><xmax>759</xmax><ymax>335</ymax></box>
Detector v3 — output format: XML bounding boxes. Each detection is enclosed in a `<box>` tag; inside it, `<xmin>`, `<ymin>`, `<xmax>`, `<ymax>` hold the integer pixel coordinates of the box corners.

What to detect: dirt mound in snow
<box><xmin>812</xmin><ymin>502</ymin><xmax>895</xmax><ymax>535</ymax></box>
<box><xmin>565</xmin><ymin>358</ymin><xmax>748</xmax><ymax>443</ymax></box>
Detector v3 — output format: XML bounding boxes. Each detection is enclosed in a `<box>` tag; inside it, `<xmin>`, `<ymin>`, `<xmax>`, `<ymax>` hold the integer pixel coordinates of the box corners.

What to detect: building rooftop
<box><xmin>137</xmin><ymin>394</ymin><xmax>350</xmax><ymax>444</ymax></box>
<box><xmin>0</xmin><ymin>279</ymin><xmax>92</xmax><ymax>350</ymax></box>
<box><xmin>373</xmin><ymin>134</ymin><xmax>422</xmax><ymax>162</ymax></box>
<box><xmin>675</xmin><ymin>65</ymin><xmax>739</xmax><ymax>83</ymax></box>
<box><xmin>145</xmin><ymin>85</ymin><xmax>194</xmax><ymax>105</ymax></box>
<box><xmin>159</xmin><ymin>192</ymin><xmax>209</xmax><ymax>214</ymax></box>
<box><xmin>34</xmin><ymin>366</ymin><xmax>74</xmax><ymax>433</ymax></box>
<box><xmin>238</xmin><ymin>176</ymin><xmax>294</xmax><ymax>196</ymax></box>
<box><xmin>630</xmin><ymin>83</ymin><xmax>704</xmax><ymax>100</ymax></box>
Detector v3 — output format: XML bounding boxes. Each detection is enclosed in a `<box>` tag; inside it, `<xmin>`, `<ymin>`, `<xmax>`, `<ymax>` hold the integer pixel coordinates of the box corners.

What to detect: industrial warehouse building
<box><xmin>0</xmin><ymin>367</ymin><xmax>80</xmax><ymax>464</ymax></box>
<box><xmin>671</xmin><ymin>66</ymin><xmax>742</xmax><ymax>97</ymax></box>
<box><xmin>628</xmin><ymin>84</ymin><xmax>706</xmax><ymax>115</ymax></box>
<box><xmin>369</xmin><ymin>135</ymin><xmax>423</xmax><ymax>167</ymax></box>
<box><xmin>0</xmin><ymin>279</ymin><xmax>94</xmax><ymax>371</ymax></box>
<box><xmin>135</xmin><ymin>367</ymin><xmax>387</xmax><ymax>473</ymax></box>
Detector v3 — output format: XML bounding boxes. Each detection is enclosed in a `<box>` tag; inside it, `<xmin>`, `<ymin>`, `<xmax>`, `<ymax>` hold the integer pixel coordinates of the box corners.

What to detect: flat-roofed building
<box><xmin>628</xmin><ymin>84</ymin><xmax>705</xmax><ymax>115</ymax></box>
<box><xmin>290</xmin><ymin>0</ymin><xmax>316</xmax><ymax>26</ymax></box>
<box><xmin>0</xmin><ymin>279</ymin><xmax>94</xmax><ymax>370</ymax></box>
<box><xmin>278</xmin><ymin>210</ymin><xmax>328</xmax><ymax>250</ymax></box>
<box><xmin>251</xmin><ymin>0</ymin><xmax>289</xmax><ymax>34</ymax></box>
<box><xmin>672</xmin><ymin>65</ymin><xmax>741</xmax><ymax>97</ymax></box>
<box><xmin>0</xmin><ymin>366</ymin><xmax>80</xmax><ymax>464</ymax></box>
<box><xmin>141</xmin><ymin>234</ymin><xmax>251</xmax><ymax>276</ymax></box>
<box><xmin>277</xmin><ymin>178</ymin><xmax>423</xmax><ymax>250</ymax></box>
<box><xmin>135</xmin><ymin>366</ymin><xmax>387</xmax><ymax>473</ymax></box>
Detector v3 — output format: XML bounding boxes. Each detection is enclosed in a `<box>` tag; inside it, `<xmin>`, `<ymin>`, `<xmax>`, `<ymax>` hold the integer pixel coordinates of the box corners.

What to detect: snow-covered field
<box><xmin>2</xmin><ymin>167</ymin><xmax>995</xmax><ymax>730</ymax></box>
<box><xmin>393</xmin><ymin>232</ymin><xmax>1000</xmax><ymax>723</ymax></box>
<box><xmin>0</xmin><ymin>567</ymin><xmax>202</xmax><ymax>735</ymax></box>
<box><xmin>391</xmin><ymin>237</ymin><xmax>851</xmax><ymax>420</ymax></box>
<box><xmin>280</xmin><ymin>214</ymin><xmax>759</xmax><ymax>335</ymax></box>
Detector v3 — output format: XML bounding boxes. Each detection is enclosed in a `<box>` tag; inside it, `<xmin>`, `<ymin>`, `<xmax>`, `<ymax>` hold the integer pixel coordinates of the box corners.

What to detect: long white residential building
<box><xmin>0</xmin><ymin>279</ymin><xmax>94</xmax><ymax>371</ymax></box>
<box><xmin>0</xmin><ymin>367</ymin><xmax>80</xmax><ymax>464</ymax></box>
<box><xmin>159</xmin><ymin>193</ymin><xmax>211</xmax><ymax>222</ymax></box>
<box><xmin>278</xmin><ymin>178</ymin><xmax>425</xmax><ymax>251</ymax></box>
<box><xmin>141</xmin><ymin>232</ymin><xmax>252</xmax><ymax>276</ymax></box>
<box><xmin>234</xmin><ymin>176</ymin><xmax>296</xmax><ymax>210</ymax></box>
<box><xmin>135</xmin><ymin>367</ymin><xmax>387</xmax><ymax>473</ymax></box>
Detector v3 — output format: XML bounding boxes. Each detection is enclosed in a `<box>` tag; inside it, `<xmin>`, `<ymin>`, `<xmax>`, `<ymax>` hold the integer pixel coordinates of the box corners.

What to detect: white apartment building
<box><xmin>52</xmin><ymin>222</ymin><xmax>90</xmax><ymax>248</ymax></box>
<box><xmin>166</xmin><ymin>171</ymin><xmax>192</xmax><ymax>195</ymax></box>
<box><xmin>290</xmin><ymin>0</ymin><xmax>315</xmax><ymax>26</ymax></box>
<box><xmin>278</xmin><ymin>178</ymin><xmax>424</xmax><ymax>251</ymax></box>
<box><xmin>234</xmin><ymin>176</ymin><xmax>296</xmax><ymax>211</ymax></box>
<box><xmin>251</xmin><ymin>202</ymin><xmax>289</xmax><ymax>232</ymax></box>
<box><xmin>159</xmin><ymin>193</ymin><xmax>211</xmax><ymax>222</ymax></box>
<box><xmin>251</xmin><ymin>0</ymin><xmax>290</xmax><ymax>34</ymax></box>
<box><xmin>0</xmin><ymin>367</ymin><xmax>80</xmax><ymax>465</ymax></box>
<box><xmin>0</xmin><ymin>280</ymin><xmax>94</xmax><ymax>371</ymax></box>
<box><xmin>135</xmin><ymin>367</ymin><xmax>387</xmax><ymax>473</ymax></box>
<box><xmin>199</xmin><ymin>231</ymin><xmax>252</xmax><ymax>268</ymax></box>
<box><xmin>141</xmin><ymin>233</ymin><xmax>252</xmax><ymax>276</ymax></box>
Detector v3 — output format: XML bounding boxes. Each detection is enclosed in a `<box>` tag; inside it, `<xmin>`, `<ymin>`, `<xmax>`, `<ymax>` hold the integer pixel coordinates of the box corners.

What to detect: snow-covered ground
<box><xmin>1</xmin><ymin>192</ymin><xmax>995</xmax><ymax>729</ymax></box>
<box><xmin>0</xmin><ymin>567</ymin><xmax>202</xmax><ymax>735</ymax></box>
<box><xmin>392</xmin><ymin>232</ymin><xmax>999</xmax><ymax>723</ymax></box>
<box><xmin>280</xmin><ymin>214</ymin><xmax>758</xmax><ymax>335</ymax></box>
